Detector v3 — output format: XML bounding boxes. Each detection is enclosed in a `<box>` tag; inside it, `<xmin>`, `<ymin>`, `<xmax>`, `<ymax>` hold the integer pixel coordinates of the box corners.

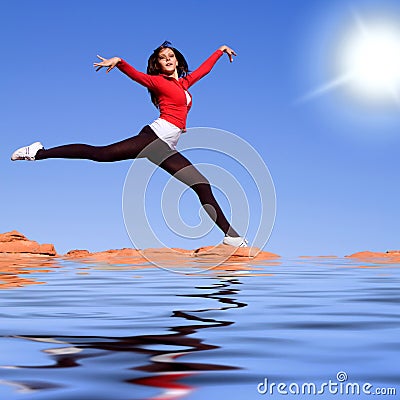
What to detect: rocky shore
<box><xmin>1</xmin><ymin>230</ymin><xmax>399</xmax><ymax>264</ymax></box>
<box><xmin>0</xmin><ymin>231</ymin><xmax>279</xmax><ymax>264</ymax></box>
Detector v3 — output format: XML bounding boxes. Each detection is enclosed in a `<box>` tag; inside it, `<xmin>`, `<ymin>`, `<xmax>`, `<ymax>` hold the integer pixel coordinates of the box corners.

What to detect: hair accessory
<box><xmin>153</xmin><ymin>41</ymin><xmax>172</xmax><ymax>52</ymax></box>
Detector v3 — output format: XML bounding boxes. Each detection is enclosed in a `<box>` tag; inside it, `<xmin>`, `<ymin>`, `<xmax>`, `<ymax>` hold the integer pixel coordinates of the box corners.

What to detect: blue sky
<box><xmin>1</xmin><ymin>0</ymin><xmax>399</xmax><ymax>256</ymax></box>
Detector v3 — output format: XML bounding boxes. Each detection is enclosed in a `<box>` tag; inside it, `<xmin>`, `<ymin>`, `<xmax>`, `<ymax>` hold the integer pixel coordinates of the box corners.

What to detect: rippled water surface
<box><xmin>1</xmin><ymin>256</ymin><xmax>400</xmax><ymax>399</ymax></box>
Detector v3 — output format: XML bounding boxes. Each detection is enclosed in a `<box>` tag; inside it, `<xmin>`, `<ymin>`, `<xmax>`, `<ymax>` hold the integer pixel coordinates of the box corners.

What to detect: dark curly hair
<box><xmin>146</xmin><ymin>41</ymin><xmax>189</xmax><ymax>108</ymax></box>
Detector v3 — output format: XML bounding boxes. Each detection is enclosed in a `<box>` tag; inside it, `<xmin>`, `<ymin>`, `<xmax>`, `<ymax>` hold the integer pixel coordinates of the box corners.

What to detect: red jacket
<box><xmin>117</xmin><ymin>49</ymin><xmax>223</xmax><ymax>130</ymax></box>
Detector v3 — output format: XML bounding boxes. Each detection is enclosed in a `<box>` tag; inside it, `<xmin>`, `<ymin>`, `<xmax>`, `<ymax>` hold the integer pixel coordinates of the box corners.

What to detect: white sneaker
<box><xmin>222</xmin><ymin>235</ymin><xmax>249</xmax><ymax>247</ymax></box>
<box><xmin>11</xmin><ymin>142</ymin><xmax>44</xmax><ymax>161</ymax></box>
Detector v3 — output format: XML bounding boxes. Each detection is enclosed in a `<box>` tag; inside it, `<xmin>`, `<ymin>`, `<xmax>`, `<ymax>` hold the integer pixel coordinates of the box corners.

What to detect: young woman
<box><xmin>11</xmin><ymin>41</ymin><xmax>248</xmax><ymax>247</ymax></box>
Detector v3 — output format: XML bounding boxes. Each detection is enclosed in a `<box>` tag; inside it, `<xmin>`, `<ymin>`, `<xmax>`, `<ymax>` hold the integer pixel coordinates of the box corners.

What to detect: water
<box><xmin>1</xmin><ymin>256</ymin><xmax>399</xmax><ymax>399</ymax></box>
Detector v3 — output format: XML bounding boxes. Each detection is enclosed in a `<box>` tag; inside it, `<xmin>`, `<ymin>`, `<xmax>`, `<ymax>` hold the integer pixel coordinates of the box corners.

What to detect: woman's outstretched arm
<box><xmin>94</xmin><ymin>55</ymin><xmax>156</xmax><ymax>89</ymax></box>
<box><xmin>218</xmin><ymin>45</ymin><xmax>237</xmax><ymax>62</ymax></box>
<box><xmin>94</xmin><ymin>55</ymin><xmax>121</xmax><ymax>73</ymax></box>
<box><xmin>183</xmin><ymin>45</ymin><xmax>237</xmax><ymax>88</ymax></box>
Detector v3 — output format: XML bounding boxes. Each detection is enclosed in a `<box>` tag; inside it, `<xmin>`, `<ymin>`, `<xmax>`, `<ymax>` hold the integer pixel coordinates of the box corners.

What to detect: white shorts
<box><xmin>149</xmin><ymin>118</ymin><xmax>183</xmax><ymax>150</ymax></box>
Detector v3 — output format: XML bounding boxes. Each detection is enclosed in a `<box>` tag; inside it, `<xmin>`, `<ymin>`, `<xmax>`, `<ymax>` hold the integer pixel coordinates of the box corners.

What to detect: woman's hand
<box><xmin>93</xmin><ymin>55</ymin><xmax>121</xmax><ymax>73</ymax></box>
<box><xmin>218</xmin><ymin>45</ymin><xmax>237</xmax><ymax>62</ymax></box>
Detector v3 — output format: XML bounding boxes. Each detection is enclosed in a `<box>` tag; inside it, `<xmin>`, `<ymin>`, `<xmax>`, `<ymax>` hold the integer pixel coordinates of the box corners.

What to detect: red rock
<box><xmin>0</xmin><ymin>231</ymin><xmax>56</xmax><ymax>256</ymax></box>
<box><xmin>0</xmin><ymin>230</ymin><xmax>281</xmax><ymax>266</ymax></box>
<box><xmin>192</xmin><ymin>244</ymin><xmax>279</xmax><ymax>260</ymax></box>
<box><xmin>299</xmin><ymin>255</ymin><xmax>338</xmax><ymax>259</ymax></box>
<box><xmin>65</xmin><ymin>249</ymin><xmax>91</xmax><ymax>258</ymax></box>
<box><xmin>64</xmin><ymin>247</ymin><xmax>147</xmax><ymax>264</ymax></box>
<box><xmin>62</xmin><ymin>244</ymin><xmax>279</xmax><ymax>265</ymax></box>
<box><xmin>346</xmin><ymin>250</ymin><xmax>400</xmax><ymax>263</ymax></box>
<box><xmin>347</xmin><ymin>251</ymin><xmax>387</xmax><ymax>258</ymax></box>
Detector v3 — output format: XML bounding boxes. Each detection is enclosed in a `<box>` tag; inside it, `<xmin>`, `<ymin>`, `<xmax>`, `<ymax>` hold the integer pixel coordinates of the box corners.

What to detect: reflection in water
<box><xmin>0</xmin><ymin>255</ymin><xmax>58</xmax><ymax>289</ymax></box>
<box><xmin>132</xmin><ymin>278</ymin><xmax>247</xmax><ymax>399</ymax></box>
<box><xmin>5</xmin><ymin>276</ymin><xmax>247</xmax><ymax>400</ymax></box>
<box><xmin>2</xmin><ymin>257</ymin><xmax>399</xmax><ymax>399</ymax></box>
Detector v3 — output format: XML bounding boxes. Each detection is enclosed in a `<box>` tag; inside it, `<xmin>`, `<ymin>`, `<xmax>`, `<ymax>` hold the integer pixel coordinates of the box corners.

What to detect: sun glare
<box><xmin>302</xmin><ymin>13</ymin><xmax>400</xmax><ymax>104</ymax></box>
<box><xmin>341</xmin><ymin>25</ymin><xmax>400</xmax><ymax>100</ymax></box>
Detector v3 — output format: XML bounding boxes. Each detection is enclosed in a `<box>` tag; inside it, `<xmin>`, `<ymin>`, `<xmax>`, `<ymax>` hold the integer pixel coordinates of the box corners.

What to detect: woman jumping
<box><xmin>11</xmin><ymin>41</ymin><xmax>248</xmax><ymax>247</ymax></box>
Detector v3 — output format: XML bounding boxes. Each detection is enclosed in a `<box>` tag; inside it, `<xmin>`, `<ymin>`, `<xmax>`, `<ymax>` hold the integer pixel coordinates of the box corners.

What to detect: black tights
<box><xmin>36</xmin><ymin>126</ymin><xmax>239</xmax><ymax>237</ymax></box>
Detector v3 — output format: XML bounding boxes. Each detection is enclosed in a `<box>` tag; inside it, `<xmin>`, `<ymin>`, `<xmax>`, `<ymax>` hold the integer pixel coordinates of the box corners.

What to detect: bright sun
<box><xmin>342</xmin><ymin>23</ymin><xmax>400</xmax><ymax>100</ymax></box>
<box><xmin>303</xmin><ymin>14</ymin><xmax>400</xmax><ymax>104</ymax></box>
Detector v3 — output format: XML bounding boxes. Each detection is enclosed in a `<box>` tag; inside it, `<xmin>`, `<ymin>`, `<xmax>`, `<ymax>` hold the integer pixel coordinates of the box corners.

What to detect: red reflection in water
<box><xmin>0</xmin><ymin>254</ymin><xmax>59</xmax><ymax>289</ymax></box>
<box><xmin>7</xmin><ymin>276</ymin><xmax>248</xmax><ymax>399</ymax></box>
